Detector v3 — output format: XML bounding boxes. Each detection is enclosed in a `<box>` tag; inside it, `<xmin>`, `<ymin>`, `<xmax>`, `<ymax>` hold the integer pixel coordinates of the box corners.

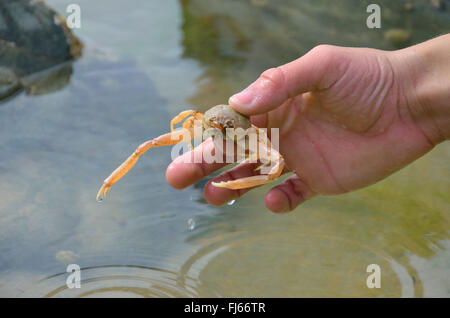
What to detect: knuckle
<box><xmin>310</xmin><ymin>44</ymin><xmax>335</xmax><ymax>56</ymax></box>
<box><xmin>307</xmin><ymin>44</ymin><xmax>342</xmax><ymax>88</ymax></box>
<box><xmin>309</xmin><ymin>44</ymin><xmax>337</xmax><ymax>66</ymax></box>
<box><xmin>259</xmin><ymin>67</ymin><xmax>286</xmax><ymax>92</ymax></box>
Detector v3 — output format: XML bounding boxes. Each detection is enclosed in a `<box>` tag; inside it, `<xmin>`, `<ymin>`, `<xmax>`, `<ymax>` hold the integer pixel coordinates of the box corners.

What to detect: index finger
<box><xmin>166</xmin><ymin>138</ymin><xmax>228</xmax><ymax>190</ymax></box>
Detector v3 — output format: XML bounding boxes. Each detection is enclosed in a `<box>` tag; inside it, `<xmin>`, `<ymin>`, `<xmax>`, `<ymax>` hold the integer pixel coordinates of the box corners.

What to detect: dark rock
<box><xmin>0</xmin><ymin>0</ymin><xmax>82</xmax><ymax>100</ymax></box>
<box><xmin>0</xmin><ymin>0</ymin><xmax>82</xmax><ymax>76</ymax></box>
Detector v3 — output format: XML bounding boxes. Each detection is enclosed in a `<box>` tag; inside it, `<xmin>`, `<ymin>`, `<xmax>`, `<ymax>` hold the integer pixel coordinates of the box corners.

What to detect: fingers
<box><xmin>229</xmin><ymin>45</ymin><xmax>338</xmax><ymax>116</ymax></box>
<box><xmin>264</xmin><ymin>175</ymin><xmax>316</xmax><ymax>213</ymax></box>
<box><xmin>166</xmin><ymin>139</ymin><xmax>266</xmax><ymax>204</ymax></box>
<box><xmin>166</xmin><ymin>138</ymin><xmax>227</xmax><ymax>190</ymax></box>
<box><xmin>203</xmin><ymin>161</ymin><xmax>262</xmax><ymax>206</ymax></box>
<box><xmin>166</xmin><ymin>137</ymin><xmax>263</xmax><ymax>205</ymax></box>
<box><xmin>167</xmin><ymin>140</ymin><xmax>316</xmax><ymax>213</ymax></box>
<box><xmin>205</xmin><ymin>169</ymin><xmax>316</xmax><ymax>213</ymax></box>
<box><xmin>166</xmin><ymin>137</ymin><xmax>316</xmax><ymax>213</ymax></box>
<box><xmin>204</xmin><ymin>163</ymin><xmax>292</xmax><ymax>207</ymax></box>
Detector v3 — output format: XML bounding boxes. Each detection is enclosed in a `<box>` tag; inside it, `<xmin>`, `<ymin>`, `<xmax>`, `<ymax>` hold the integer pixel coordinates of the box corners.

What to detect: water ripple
<box><xmin>39</xmin><ymin>265</ymin><xmax>204</xmax><ymax>298</ymax></box>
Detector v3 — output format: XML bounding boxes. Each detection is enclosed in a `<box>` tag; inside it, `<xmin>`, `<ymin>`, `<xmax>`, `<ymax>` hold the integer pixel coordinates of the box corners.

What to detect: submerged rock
<box><xmin>0</xmin><ymin>0</ymin><xmax>83</xmax><ymax>100</ymax></box>
<box><xmin>20</xmin><ymin>62</ymin><xmax>73</xmax><ymax>96</ymax></box>
<box><xmin>0</xmin><ymin>66</ymin><xmax>20</xmax><ymax>100</ymax></box>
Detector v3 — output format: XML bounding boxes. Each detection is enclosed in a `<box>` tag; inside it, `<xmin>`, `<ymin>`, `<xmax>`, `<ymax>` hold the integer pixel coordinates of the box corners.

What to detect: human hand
<box><xmin>167</xmin><ymin>35</ymin><xmax>449</xmax><ymax>213</ymax></box>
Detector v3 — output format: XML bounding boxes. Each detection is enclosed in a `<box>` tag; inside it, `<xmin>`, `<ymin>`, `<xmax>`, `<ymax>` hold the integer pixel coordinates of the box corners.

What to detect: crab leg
<box><xmin>181</xmin><ymin>117</ymin><xmax>199</xmax><ymax>149</ymax></box>
<box><xmin>170</xmin><ymin>110</ymin><xmax>203</xmax><ymax>132</ymax></box>
<box><xmin>96</xmin><ymin>128</ymin><xmax>192</xmax><ymax>201</ymax></box>
<box><xmin>212</xmin><ymin>155</ymin><xmax>284</xmax><ymax>190</ymax></box>
<box><xmin>212</xmin><ymin>129</ymin><xmax>285</xmax><ymax>190</ymax></box>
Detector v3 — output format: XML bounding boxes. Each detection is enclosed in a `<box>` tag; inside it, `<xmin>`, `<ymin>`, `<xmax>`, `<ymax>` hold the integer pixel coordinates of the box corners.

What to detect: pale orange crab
<box><xmin>96</xmin><ymin>104</ymin><xmax>284</xmax><ymax>202</ymax></box>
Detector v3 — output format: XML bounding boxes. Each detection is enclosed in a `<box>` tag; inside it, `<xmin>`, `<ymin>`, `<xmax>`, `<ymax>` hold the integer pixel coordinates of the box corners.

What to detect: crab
<box><xmin>96</xmin><ymin>104</ymin><xmax>284</xmax><ymax>202</ymax></box>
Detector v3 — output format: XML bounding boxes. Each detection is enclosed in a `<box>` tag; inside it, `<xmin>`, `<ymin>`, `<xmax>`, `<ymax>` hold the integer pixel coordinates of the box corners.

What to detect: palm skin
<box><xmin>259</xmin><ymin>46</ymin><xmax>433</xmax><ymax>198</ymax></box>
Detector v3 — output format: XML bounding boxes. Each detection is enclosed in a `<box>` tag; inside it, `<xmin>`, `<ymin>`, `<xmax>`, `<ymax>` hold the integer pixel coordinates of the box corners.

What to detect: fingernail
<box><xmin>229</xmin><ymin>89</ymin><xmax>255</xmax><ymax>107</ymax></box>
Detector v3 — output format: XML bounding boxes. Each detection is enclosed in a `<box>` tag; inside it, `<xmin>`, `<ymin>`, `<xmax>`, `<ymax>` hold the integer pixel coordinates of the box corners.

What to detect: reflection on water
<box><xmin>181</xmin><ymin>0</ymin><xmax>450</xmax><ymax>109</ymax></box>
<box><xmin>41</xmin><ymin>265</ymin><xmax>205</xmax><ymax>298</ymax></box>
<box><xmin>0</xmin><ymin>0</ymin><xmax>449</xmax><ymax>297</ymax></box>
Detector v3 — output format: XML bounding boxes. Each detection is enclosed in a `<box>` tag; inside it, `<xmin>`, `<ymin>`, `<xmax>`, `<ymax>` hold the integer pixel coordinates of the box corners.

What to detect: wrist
<box><xmin>390</xmin><ymin>34</ymin><xmax>450</xmax><ymax>145</ymax></box>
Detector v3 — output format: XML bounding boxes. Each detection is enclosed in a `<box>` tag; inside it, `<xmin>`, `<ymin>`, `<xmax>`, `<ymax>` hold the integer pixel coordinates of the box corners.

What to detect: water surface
<box><xmin>0</xmin><ymin>0</ymin><xmax>449</xmax><ymax>297</ymax></box>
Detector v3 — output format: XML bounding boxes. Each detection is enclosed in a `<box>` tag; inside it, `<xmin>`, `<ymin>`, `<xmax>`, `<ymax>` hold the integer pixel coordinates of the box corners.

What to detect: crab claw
<box><xmin>96</xmin><ymin>184</ymin><xmax>111</xmax><ymax>202</ymax></box>
<box><xmin>96</xmin><ymin>151</ymin><xmax>141</xmax><ymax>202</ymax></box>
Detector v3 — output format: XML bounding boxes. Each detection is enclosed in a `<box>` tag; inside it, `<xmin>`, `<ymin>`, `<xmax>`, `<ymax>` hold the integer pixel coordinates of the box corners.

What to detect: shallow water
<box><xmin>0</xmin><ymin>0</ymin><xmax>449</xmax><ymax>297</ymax></box>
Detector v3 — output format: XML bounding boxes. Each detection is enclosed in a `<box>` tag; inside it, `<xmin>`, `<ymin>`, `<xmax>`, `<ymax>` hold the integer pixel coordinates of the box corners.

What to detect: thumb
<box><xmin>229</xmin><ymin>45</ymin><xmax>338</xmax><ymax>116</ymax></box>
